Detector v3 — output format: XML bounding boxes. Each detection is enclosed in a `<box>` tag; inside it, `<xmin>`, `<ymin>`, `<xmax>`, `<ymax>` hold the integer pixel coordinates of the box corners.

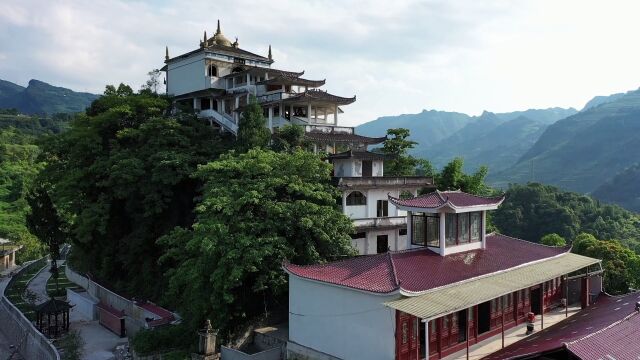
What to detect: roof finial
<box><xmin>165</xmin><ymin>46</ymin><xmax>169</xmax><ymax>61</ymax></box>
<box><xmin>232</xmin><ymin>37</ymin><xmax>239</xmax><ymax>48</ymax></box>
<box><xmin>216</xmin><ymin>19</ymin><xmax>221</xmax><ymax>34</ymax></box>
<box><xmin>268</xmin><ymin>45</ymin><xmax>273</xmax><ymax>61</ymax></box>
<box><xmin>204</xmin><ymin>30</ymin><xmax>207</xmax><ymax>45</ymax></box>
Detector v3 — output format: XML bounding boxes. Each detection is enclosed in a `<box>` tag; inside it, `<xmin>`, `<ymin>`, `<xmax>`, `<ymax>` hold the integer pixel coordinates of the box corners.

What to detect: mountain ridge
<box><xmin>0</xmin><ymin>78</ymin><xmax>99</xmax><ymax>114</ymax></box>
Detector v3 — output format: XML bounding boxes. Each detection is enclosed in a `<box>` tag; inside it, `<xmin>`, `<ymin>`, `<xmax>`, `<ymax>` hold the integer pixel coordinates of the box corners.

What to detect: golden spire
<box><xmin>268</xmin><ymin>45</ymin><xmax>272</xmax><ymax>61</ymax></box>
<box><xmin>165</xmin><ymin>46</ymin><xmax>169</xmax><ymax>61</ymax></box>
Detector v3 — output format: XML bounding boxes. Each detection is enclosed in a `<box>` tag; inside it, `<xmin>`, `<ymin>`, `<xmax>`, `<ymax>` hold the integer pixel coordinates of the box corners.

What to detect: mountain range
<box><xmin>356</xmin><ymin>88</ymin><xmax>640</xmax><ymax>213</ymax></box>
<box><xmin>0</xmin><ymin>79</ymin><xmax>98</xmax><ymax>114</ymax></box>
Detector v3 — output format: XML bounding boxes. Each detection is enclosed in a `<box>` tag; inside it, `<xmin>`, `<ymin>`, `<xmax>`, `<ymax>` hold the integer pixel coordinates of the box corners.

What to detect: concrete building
<box><xmin>327</xmin><ymin>150</ymin><xmax>434</xmax><ymax>255</ymax></box>
<box><xmin>284</xmin><ymin>191</ymin><xmax>603</xmax><ymax>360</ymax></box>
<box><xmin>162</xmin><ymin>20</ymin><xmax>383</xmax><ymax>153</ymax></box>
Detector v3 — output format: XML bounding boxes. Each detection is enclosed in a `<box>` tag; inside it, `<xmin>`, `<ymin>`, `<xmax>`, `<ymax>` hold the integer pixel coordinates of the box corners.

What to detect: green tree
<box><xmin>236</xmin><ymin>95</ymin><xmax>270</xmax><ymax>152</ymax></box>
<box><xmin>142</xmin><ymin>69</ymin><xmax>162</xmax><ymax>94</ymax></box>
<box><xmin>158</xmin><ymin>149</ymin><xmax>355</xmax><ymax>337</ymax></box>
<box><xmin>572</xmin><ymin>233</ymin><xmax>640</xmax><ymax>294</ymax></box>
<box><xmin>39</xmin><ymin>86</ymin><xmax>232</xmax><ymax>298</ymax></box>
<box><xmin>540</xmin><ymin>233</ymin><xmax>566</xmax><ymax>246</ymax></box>
<box><xmin>381</xmin><ymin>128</ymin><xmax>420</xmax><ymax>176</ymax></box>
<box><xmin>437</xmin><ymin>157</ymin><xmax>490</xmax><ymax>195</ymax></box>
<box><xmin>270</xmin><ymin>124</ymin><xmax>306</xmax><ymax>152</ymax></box>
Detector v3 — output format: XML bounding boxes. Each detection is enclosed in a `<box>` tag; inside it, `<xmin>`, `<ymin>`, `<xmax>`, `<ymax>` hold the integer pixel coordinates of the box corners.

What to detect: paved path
<box><xmin>27</xmin><ymin>260</ymin><xmax>65</xmax><ymax>305</ymax></box>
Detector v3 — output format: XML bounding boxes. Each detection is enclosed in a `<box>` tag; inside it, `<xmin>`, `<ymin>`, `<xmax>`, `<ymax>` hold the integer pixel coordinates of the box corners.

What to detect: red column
<box><xmin>501</xmin><ymin>296</ymin><xmax>505</xmax><ymax>348</ymax></box>
<box><xmin>466</xmin><ymin>309</ymin><xmax>470</xmax><ymax>360</ymax></box>
<box><xmin>540</xmin><ymin>283</ymin><xmax>545</xmax><ymax>329</ymax></box>
<box><xmin>581</xmin><ymin>277</ymin><xmax>590</xmax><ymax>309</ymax></box>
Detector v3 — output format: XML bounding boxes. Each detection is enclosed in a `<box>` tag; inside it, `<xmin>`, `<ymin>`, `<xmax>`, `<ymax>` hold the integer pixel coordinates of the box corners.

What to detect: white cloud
<box><xmin>1</xmin><ymin>0</ymin><xmax>639</xmax><ymax>126</ymax></box>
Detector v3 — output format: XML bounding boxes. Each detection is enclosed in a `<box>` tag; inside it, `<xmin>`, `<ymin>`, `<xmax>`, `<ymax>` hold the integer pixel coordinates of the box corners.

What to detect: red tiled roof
<box><xmin>285</xmin><ymin>234</ymin><xmax>568</xmax><ymax>294</ymax></box>
<box><xmin>304</xmin><ymin>131</ymin><xmax>387</xmax><ymax>144</ymax></box>
<box><xmin>483</xmin><ymin>292</ymin><xmax>640</xmax><ymax>360</ymax></box>
<box><xmin>567</xmin><ymin>310</ymin><xmax>640</xmax><ymax>359</ymax></box>
<box><xmin>389</xmin><ymin>190</ymin><xmax>505</xmax><ymax>211</ymax></box>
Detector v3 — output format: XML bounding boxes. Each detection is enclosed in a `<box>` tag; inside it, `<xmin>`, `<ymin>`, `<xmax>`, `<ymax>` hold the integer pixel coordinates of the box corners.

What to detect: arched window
<box><xmin>207</xmin><ymin>64</ymin><xmax>217</xmax><ymax>77</ymax></box>
<box><xmin>346</xmin><ymin>191</ymin><xmax>366</xmax><ymax>206</ymax></box>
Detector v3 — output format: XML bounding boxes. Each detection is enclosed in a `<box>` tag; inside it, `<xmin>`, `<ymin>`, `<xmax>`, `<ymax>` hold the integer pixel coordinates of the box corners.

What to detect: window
<box><xmin>446</xmin><ymin>213</ymin><xmax>457</xmax><ymax>246</ymax></box>
<box><xmin>426</xmin><ymin>216</ymin><xmax>439</xmax><ymax>247</ymax></box>
<box><xmin>350</xmin><ymin>232</ymin><xmax>366</xmax><ymax>239</ymax></box>
<box><xmin>207</xmin><ymin>64</ymin><xmax>217</xmax><ymax>77</ymax></box>
<box><xmin>402</xmin><ymin>322</ymin><xmax>408</xmax><ymax>344</ymax></box>
<box><xmin>471</xmin><ymin>212</ymin><xmax>481</xmax><ymax>242</ymax></box>
<box><xmin>399</xmin><ymin>228</ymin><xmax>407</xmax><ymax>236</ymax></box>
<box><xmin>346</xmin><ymin>191</ymin><xmax>366</xmax><ymax>206</ymax></box>
<box><xmin>376</xmin><ymin>235</ymin><xmax>389</xmax><ymax>254</ymax></box>
<box><xmin>377</xmin><ymin>200</ymin><xmax>388</xmax><ymax>217</ymax></box>
<box><xmin>459</xmin><ymin>213</ymin><xmax>470</xmax><ymax>243</ymax></box>
<box><xmin>411</xmin><ymin>214</ymin><xmax>425</xmax><ymax>246</ymax></box>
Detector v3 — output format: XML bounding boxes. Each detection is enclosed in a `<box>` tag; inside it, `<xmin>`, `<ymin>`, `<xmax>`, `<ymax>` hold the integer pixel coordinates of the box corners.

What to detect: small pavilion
<box><xmin>35</xmin><ymin>298</ymin><xmax>72</xmax><ymax>338</ymax></box>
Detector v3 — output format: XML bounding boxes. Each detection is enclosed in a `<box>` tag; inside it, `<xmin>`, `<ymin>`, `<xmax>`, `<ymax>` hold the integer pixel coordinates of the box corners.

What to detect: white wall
<box><xmin>167</xmin><ymin>53</ymin><xmax>207</xmax><ymax>96</ymax></box>
<box><xmin>373</xmin><ymin>160</ymin><xmax>384</xmax><ymax>177</ymax></box>
<box><xmin>334</xmin><ymin>160</ymin><xmax>357</xmax><ymax>177</ymax></box>
<box><xmin>289</xmin><ymin>276</ymin><xmax>398</xmax><ymax>360</ymax></box>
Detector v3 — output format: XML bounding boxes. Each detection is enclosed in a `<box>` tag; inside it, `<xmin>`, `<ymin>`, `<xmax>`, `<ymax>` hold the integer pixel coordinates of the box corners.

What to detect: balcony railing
<box><xmin>305</xmin><ymin>125</ymin><xmax>353</xmax><ymax>134</ymax></box>
<box><xmin>334</xmin><ymin>176</ymin><xmax>434</xmax><ymax>189</ymax></box>
<box><xmin>352</xmin><ymin>216</ymin><xmax>407</xmax><ymax>230</ymax></box>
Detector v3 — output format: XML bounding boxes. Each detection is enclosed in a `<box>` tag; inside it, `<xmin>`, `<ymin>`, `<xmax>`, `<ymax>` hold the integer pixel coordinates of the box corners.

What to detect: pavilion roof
<box><xmin>303</xmin><ymin>131</ymin><xmax>386</xmax><ymax>145</ymax></box>
<box><xmin>283</xmin><ymin>89</ymin><xmax>356</xmax><ymax>105</ymax></box>
<box><xmin>284</xmin><ymin>233</ymin><xmax>571</xmax><ymax>295</ymax></box>
<box><xmin>326</xmin><ymin>150</ymin><xmax>391</xmax><ymax>161</ymax></box>
<box><xmin>35</xmin><ymin>299</ymin><xmax>72</xmax><ymax>313</ymax></box>
<box><xmin>222</xmin><ymin>67</ymin><xmax>303</xmax><ymax>79</ymax></box>
<box><xmin>389</xmin><ymin>190</ymin><xmax>505</xmax><ymax>212</ymax></box>
<box><xmin>257</xmin><ymin>74</ymin><xmax>326</xmax><ymax>87</ymax></box>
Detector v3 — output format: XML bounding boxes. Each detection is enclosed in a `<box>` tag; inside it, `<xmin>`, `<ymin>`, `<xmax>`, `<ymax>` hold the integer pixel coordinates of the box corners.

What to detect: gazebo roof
<box><xmin>35</xmin><ymin>299</ymin><xmax>72</xmax><ymax>313</ymax></box>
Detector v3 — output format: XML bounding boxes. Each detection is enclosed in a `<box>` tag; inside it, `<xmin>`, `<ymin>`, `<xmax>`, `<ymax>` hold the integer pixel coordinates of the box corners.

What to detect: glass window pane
<box><xmin>459</xmin><ymin>213</ymin><xmax>469</xmax><ymax>243</ymax></box>
<box><xmin>427</xmin><ymin>216</ymin><xmax>440</xmax><ymax>247</ymax></box>
<box><xmin>471</xmin><ymin>212</ymin><xmax>481</xmax><ymax>242</ymax></box>
<box><xmin>446</xmin><ymin>213</ymin><xmax>457</xmax><ymax>246</ymax></box>
<box><xmin>411</xmin><ymin>214</ymin><xmax>426</xmax><ymax>246</ymax></box>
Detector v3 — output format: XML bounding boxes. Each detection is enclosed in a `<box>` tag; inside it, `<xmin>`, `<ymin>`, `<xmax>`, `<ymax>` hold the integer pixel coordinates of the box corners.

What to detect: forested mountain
<box><xmin>493</xmin><ymin>89</ymin><xmax>640</xmax><ymax>193</ymax></box>
<box><xmin>0</xmin><ymin>79</ymin><xmax>98</xmax><ymax>114</ymax></box>
<box><xmin>357</xmin><ymin>107</ymin><xmax>576</xmax><ymax>172</ymax></box>
<box><xmin>592</xmin><ymin>164</ymin><xmax>640</xmax><ymax>212</ymax></box>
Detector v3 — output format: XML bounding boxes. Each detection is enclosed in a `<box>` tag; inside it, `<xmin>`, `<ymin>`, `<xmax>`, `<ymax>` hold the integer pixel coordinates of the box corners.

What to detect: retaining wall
<box><xmin>65</xmin><ymin>265</ymin><xmax>146</xmax><ymax>335</ymax></box>
<box><xmin>0</xmin><ymin>258</ymin><xmax>61</xmax><ymax>360</ymax></box>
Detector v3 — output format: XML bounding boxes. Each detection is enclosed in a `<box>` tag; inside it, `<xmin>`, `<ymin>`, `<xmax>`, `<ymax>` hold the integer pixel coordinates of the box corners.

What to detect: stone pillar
<box><xmin>307</xmin><ymin>103</ymin><xmax>312</xmax><ymax>123</ymax></box>
<box><xmin>407</xmin><ymin>211</ymin><xmax>413</xmax><ymax>249</ymax></box>
<box><xmin>246</xmin><ymin>73</ymin><xmax>251</xmax><ymax>85</ymax></box>
<box><xmin>193</xmin><ymin>97</ymin><xmax>198</xmax><ymax>111</ymax></box>
<box><xmin>193</xmin><ymin>320</ymin><xmax>218</xmax><ymax>360</ymax></box>
<box><xmin>268</xmin><ymin>106</ymin><xmax>274</xmax><ymax>132</ymax></box>
<box><xmin>439</xmin><ymin>212</ymin><xmax>446</xmax><ymax>256</ymax></box>
<box><xmin>334</xmin><ymin>104</ymin><xmax>338</xmax><ymax>124</ymax></box>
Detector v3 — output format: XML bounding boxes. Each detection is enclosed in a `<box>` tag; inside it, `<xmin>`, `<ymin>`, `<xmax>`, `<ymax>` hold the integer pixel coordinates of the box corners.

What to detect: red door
<box><xmin>396</xmin><ymin>311</ymin><xmax>419</xmax><ymax>360</ymax></box>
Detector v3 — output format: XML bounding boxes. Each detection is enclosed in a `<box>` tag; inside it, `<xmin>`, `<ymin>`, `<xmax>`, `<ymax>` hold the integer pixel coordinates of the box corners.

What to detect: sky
<box><xmin>1</xmin><ymin>0</ymin><xmax>640</xmax><ymax>126</ymax></box>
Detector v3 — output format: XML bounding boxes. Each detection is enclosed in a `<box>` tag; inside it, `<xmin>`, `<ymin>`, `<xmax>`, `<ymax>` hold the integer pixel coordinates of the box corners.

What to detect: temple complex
<box><xmin>285</xmin><ymin>191</ymin><xmax>603</xmax><ymax>360</ymax></box>
<box><xmin>161</xmin><ymin>21</ymin><xmax>382</xmax><ymax>153</ymax></box>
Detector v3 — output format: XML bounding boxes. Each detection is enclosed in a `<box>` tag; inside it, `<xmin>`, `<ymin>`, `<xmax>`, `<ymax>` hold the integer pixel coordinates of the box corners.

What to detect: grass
<box><xmin>47</xmin><ymin>265</ymin><xmax>74</xmax><ymax>297</ymax></box>
<box><xmin>4</xmin><ymin>258</ymin><xmax>47</xmax><ymax>321</ymax></box>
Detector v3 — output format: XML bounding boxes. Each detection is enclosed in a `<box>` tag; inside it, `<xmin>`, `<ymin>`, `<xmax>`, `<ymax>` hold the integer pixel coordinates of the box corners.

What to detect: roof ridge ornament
<box><xmin>268</xmin><ymin>45</ymin><xmax>273</xmax><ymax>61</ymax></box>
<box><xmin>165</xmin><ymin>46</ymin><xmax>169</xmax><ymax>61</ymax></box>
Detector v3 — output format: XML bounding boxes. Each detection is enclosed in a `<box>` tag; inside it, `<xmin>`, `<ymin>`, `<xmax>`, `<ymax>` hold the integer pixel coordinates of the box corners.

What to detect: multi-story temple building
<box><xmin>285</xmin><ymin>191</ymin><xmax>603</xmax><ymax>360</ymax></box>
<box><xmin>328</xmin><ymin>150</ymin><xmax>433</xmax><ymax>255</ymax></box>
<box><xmin>161</xmin><ymin>21</ymin><xmax>383</xmax><ymax>153</ymax></box>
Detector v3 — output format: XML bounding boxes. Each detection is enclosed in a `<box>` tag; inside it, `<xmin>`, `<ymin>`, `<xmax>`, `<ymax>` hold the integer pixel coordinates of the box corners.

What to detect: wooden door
<box><xmin>396</xmin><ymin>311</ymin><xmax>419</xmax><ymax>360</ymax></box>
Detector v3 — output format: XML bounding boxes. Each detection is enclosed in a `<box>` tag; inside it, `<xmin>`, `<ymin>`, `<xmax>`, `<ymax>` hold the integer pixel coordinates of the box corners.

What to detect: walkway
<box><xmin>27</xmin><ymin>260</ymin><xmax>63</xmax><ymax>305</ymax></box>
<box><xmin>446</xmin><ymin>305</ymin><xmax>582</xmax><ymax>360</ymax></box>
<box><xmin>69</xmin><ymin>307</ymin><xmax>128</xmax><ymax>360</ymax></box>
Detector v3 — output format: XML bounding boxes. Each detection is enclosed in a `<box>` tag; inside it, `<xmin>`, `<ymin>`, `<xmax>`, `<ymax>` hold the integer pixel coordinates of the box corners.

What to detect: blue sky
<box><xmin>1</xmin><ymin>0</ymin><xmax>640</xmax><ymax>126</ymax></box>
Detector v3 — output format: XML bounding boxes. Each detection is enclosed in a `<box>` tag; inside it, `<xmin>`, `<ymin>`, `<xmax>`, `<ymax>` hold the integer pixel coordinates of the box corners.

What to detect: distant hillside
<box><xmin>592</xmin><ymin>164</ymin><xmax>640</xmax><ymax>213</ymax></box>
<box><xmin>582</xmin><ymin>91</ymin><xmax>628</xmax><ymax>111</ymax></box>
<box><xmin>492</xmin><ymin>89</ymin><xmax>640</xmax><ymax>194</ymax></box>
<box><xmin>357</xmin><ymin>107</ymin><xmax>576</xmax><ymax>172</ymax></box>
<box><xmin>0</xmin><ymin>79</ymin><xmax>98</xmax><ymax>114</ymax></box>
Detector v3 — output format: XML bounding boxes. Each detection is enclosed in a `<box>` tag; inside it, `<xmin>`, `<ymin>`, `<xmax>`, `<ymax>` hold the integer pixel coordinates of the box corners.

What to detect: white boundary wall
<box><xmin>0</xmin><ymin>259</ymin><xmax>60</xmax><ymax>360</ymax></box>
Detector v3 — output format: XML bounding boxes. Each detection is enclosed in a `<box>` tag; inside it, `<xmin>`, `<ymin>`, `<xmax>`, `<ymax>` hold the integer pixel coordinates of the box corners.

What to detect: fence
<box><xmin>0</xmin><ymin>258</ymin><xmax>61</xmax><ymax>360</ymax></box>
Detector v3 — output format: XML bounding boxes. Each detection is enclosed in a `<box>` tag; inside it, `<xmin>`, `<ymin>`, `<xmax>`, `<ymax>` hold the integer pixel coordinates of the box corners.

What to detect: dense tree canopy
<box><xmin>38</xmin><ymin>86</ymin><xmax>232</xmax><ymax>298</ymax></box>
<box><xmin>236</xmin><ymin>95</ymin><xmax>270</xmax><ymax>152</ymax></box>
<box><xmin>493</xmin><ymin>183</ymin><xmax>640</xmax><ymax>249</ymax></box>
<box><xmin>158</xmin><ymin>149</ymin><xmax>355</xmax><ymax>337</ymax></box>
<box><xmin>540</xmin><ymin>233</ymin><xmax>566</xmax><ymax>246</ymax></box>
<box><xmin>380</xmin><ymin>128</ymin><xmax>421</xmax><ymax>176</ymax></box>
<box><xmin>436</xmin><ymin>157</ymin><xmax>490</xmax><ymax>195</ymax></box>
<box><xmin>0</xmin><ymin>128</ymin><xmax>46</xmax><ymax>261</ymax></box>
<box><xmin>572</xmin><ymin>233</ymin><xmax>640</xmax><ymax>294</ymax></box>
